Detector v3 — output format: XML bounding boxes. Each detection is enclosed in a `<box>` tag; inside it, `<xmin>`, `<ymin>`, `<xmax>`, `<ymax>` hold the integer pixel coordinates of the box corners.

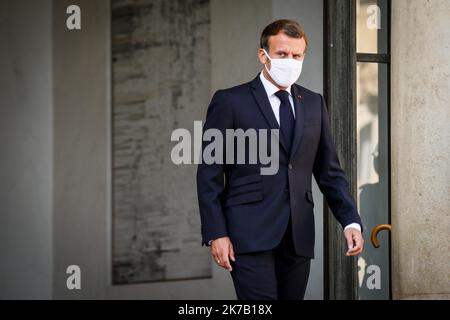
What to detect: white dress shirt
<box><xmin>259</xmin><ymin>71</ymin><xmax>295</xmax><ymax>124</ymax></box>
<box><xmin>259</xmin><ymin>71</ymin><xmax>361</xmax><ymax>233</ymax></box>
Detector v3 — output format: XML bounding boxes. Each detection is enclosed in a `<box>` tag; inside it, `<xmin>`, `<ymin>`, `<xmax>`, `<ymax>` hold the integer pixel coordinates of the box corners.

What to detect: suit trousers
<box><xmin>230</xmin><ymin>218</ymin><xmax>311</xmax><ymax>300</ymax></box>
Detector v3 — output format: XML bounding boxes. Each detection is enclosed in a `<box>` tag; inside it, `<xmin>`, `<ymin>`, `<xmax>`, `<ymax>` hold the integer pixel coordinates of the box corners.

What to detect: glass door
<box><xmin>356</xmin><ymin>0</ymin><xmax>391</xmax><ymax>300</ymax></box>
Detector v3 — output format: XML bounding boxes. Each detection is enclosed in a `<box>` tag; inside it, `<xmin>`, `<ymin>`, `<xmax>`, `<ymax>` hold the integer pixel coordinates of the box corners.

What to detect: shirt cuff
<box><xmin>344</xmin><ymin>223</ymin><xmax>361</xmax><ymax>232</ymax></box>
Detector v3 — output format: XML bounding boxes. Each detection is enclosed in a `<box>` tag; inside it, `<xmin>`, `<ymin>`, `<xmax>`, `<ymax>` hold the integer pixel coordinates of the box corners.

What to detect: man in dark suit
<box><xmin>197</xmin><ymin>19</ymin><xmax>363</xmax><ymax>300</ymax></box>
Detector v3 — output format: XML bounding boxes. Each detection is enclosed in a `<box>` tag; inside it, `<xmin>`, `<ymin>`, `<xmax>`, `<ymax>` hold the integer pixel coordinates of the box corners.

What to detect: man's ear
<box><xmin>258</xmin><ymin>48</ymin><xmax>268</xmax><ymax>65</ymax></box>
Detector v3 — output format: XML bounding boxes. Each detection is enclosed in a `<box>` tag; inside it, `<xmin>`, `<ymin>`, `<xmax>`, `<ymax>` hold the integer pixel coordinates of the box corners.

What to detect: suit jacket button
<box><xmin>288</xmin><ymin>163</ymin><xmax>293</xmax><ymax>170</ymax></box>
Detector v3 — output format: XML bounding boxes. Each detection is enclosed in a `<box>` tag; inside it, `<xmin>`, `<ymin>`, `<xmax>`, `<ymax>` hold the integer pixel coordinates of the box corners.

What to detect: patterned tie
<box><xmin>275</xmin><ymin>90</ymin><xmax>295</xmax><ymax>153</ymax></box>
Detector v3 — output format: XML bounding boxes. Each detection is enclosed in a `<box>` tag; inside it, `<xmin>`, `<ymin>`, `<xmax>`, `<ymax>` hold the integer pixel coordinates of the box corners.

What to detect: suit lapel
<box><xmin>250</xmin><ymin>76</ymin><xmax>288</xmax><ymax>154</ymax></box>
<box><xmin>290</xmin><ymin>84</ymin><xmax>305</xmax><ymax>160</ymax></box>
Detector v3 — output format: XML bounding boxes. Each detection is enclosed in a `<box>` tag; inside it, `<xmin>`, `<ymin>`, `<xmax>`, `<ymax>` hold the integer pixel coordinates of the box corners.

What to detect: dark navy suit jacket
<box><xmin>197</xmin><ymin>75</ymin><xmax>362</xmax><ymax>258</ymax></box>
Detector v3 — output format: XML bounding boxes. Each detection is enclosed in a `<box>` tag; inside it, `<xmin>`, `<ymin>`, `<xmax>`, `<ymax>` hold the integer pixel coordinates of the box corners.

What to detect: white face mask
<box><xmin>263</xmin><ymin>49</ymin><xmax>303</xmax><ymax>87</ymax></box>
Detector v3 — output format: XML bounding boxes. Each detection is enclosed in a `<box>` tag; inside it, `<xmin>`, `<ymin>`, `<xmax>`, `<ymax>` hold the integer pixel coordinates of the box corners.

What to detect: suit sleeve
<box><xmin>313</xmin><ymin>94</ymin><xmax>363</xmax><ymax>231</ymax></box>
<box><xmin>197</xmin><ymin>90</ymin><xmax>233</xmax><ymax>246</ymax></box>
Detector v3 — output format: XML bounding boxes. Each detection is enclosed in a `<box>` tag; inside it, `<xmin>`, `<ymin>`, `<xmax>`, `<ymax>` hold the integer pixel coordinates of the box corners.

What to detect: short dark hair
<box><xmin>260</xmin><ymin>19</ymin><xmax>308</xmax><ymax>51</ymax></box>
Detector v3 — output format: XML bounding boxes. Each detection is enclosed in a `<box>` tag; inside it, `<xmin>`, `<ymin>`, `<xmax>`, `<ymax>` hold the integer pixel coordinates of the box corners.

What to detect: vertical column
<box><xmin>391</xmin><ymin>0</ymin><xmax>450</xmax><ymax>300</ymax></box>
<box><xmin>0</xmin><ymin>0</ymin><xmax>53</xmax><ymax>299</ymax></box>
<box><xmin>53</xmin><ymin>0</ymin><xmax>110</xmax><ymax>298</ymax></box>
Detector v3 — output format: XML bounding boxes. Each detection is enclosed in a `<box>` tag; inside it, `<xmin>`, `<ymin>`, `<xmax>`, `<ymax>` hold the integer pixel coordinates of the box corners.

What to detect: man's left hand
<box><xmin>344</xmin><ymin>228</ymin><xmax>364</xmax><ymax>256</ymax></box>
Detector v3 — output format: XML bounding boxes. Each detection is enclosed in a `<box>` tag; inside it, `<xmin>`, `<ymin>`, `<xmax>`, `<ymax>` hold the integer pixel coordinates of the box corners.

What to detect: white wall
<box><xmin>211</xmin><ymin>0</ymin><xmax>272</xmax><ymax>90</ymax></box>
<box><xmin>0</xmin><ymin>0</ymin><xmax>53</xmax><ymax>299</ymax></box>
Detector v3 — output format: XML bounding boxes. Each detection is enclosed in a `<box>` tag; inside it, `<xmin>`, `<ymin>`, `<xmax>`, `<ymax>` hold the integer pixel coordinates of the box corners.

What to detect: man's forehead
<box><xmin>270</xmin><ymin>44</ymin><xmax>305</xmax><ymax>54</ymax></box>
<box><xmin>268</xmin><ymin>36</ymin><xmax>306</xmax><ymax>50</ymax></box>
<box><xmin>272</xmin><ymin>45</ymin><xmax>303</xmax><ymax>51</ymax></box>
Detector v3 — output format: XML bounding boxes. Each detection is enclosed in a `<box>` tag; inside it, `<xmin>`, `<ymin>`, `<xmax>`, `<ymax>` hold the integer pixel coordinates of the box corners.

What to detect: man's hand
<box><xmin>344</xmin><ymin>228</ymin><xmax>364</xmax><ymax>256</ymax></box>
<box><xmin>211</xmin><ymin>236</ymin><xmax>235</xmax><ymax>272</ymax></box>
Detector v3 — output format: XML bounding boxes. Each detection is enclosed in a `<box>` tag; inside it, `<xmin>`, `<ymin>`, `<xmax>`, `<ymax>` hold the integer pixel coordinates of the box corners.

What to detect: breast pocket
<box><xmin>226</xmin><ymin>174</ymin><xmax>263</xmax><ymax>207</ymax></box>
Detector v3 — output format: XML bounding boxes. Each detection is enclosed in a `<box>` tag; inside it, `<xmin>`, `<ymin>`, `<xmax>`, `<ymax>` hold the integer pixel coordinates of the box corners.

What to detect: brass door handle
<box><xmin>371</xmin><ymin>224</ymin><xmax>391</xmax><ymax>248</ymax></box>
